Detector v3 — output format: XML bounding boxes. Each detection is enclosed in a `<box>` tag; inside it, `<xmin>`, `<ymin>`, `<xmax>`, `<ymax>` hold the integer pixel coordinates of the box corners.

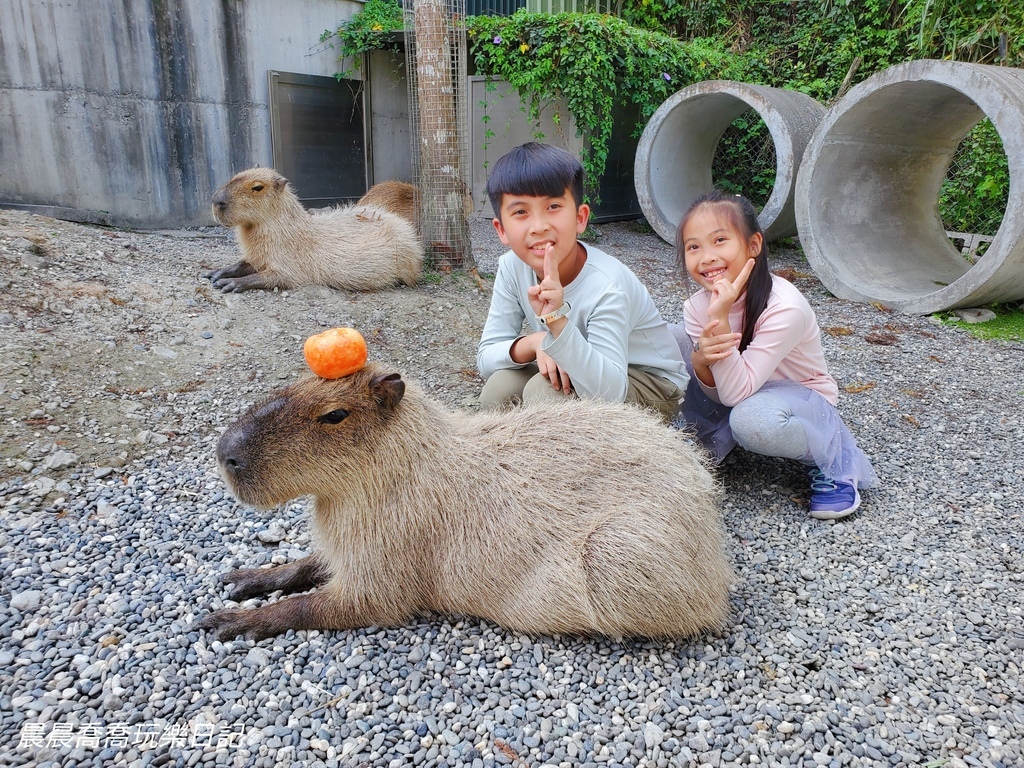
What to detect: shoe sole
<box><xmin>809</xmin><ymin>490</ymin><xmax>861</xmax><ymax>520</ymax></box>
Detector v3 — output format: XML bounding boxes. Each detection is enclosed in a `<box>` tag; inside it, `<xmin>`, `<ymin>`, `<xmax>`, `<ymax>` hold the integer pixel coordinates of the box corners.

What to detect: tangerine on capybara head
<box><xmin>303</xmin><ymin>327</ymin><xmax>368</xmax><ymax>379</ymax></box>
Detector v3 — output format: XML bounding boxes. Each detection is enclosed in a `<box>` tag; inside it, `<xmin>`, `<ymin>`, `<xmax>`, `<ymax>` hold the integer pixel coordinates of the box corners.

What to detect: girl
<box><xmin>674</xmin><ymin>191</ymin><xmax>876</xmax><ymax>519</ymax></box>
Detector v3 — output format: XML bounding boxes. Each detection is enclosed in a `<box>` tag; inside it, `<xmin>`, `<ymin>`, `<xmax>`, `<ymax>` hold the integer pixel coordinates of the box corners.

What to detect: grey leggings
<box><xmin>729</xmin><ymin>390</ymin><xmax>812</xmax><ymax>463</ymax></box>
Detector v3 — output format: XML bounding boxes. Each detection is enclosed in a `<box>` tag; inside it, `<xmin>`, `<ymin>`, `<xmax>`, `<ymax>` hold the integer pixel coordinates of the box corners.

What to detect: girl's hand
<box><xmin>695</xmin><ymin>319</ymin><xmax>742</xmax><ymax>365</ymax></box>
<box><xmin>537</xmin><ymin>348</ymin><xmax>572</xmax><ymax>394</ymax></box>
<box><xmin>691</xmin><ymin>319</ymin><xmax>741</xmax><ymax>386</ymax></box>
<box><xmin>707</xmin><ymin>257</ymin><xmax>756</xmax><ymax>324</ymax></box>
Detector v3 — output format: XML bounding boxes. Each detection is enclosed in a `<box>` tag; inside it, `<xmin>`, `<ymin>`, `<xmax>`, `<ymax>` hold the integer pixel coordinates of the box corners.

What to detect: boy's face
<box><xmin>493</xmin><ymin>189</ymin><xmax>590</xmax><ymax>281</ymax></box>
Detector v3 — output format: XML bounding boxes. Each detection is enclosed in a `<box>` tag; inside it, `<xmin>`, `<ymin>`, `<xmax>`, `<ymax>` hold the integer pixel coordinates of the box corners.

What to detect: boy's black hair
<box><xmin>675</xmin><ymin>190</ymin><xmax>772</xmax><ymax>354</ymax></box>
<box><xmin>486</xmin><ymin>142</ymin><xmax>585</xmax><ymax>219</ymax></box>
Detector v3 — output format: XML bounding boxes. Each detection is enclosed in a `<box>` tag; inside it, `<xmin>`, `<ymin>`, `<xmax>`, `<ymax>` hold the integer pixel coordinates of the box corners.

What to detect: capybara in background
<box><xmin>200</xmin><ymin>363</ymin><xmax>734</xmax><ymax>642</ymax></box>
<box><xmin>357</xmin><ymin>180</ymin><xmax>417</xmax><ymax>231</ymax></box>
<box><xmin>204</xmin><ymin>168</ymin><xmax>423</xmax><ymax>293</ymax></box>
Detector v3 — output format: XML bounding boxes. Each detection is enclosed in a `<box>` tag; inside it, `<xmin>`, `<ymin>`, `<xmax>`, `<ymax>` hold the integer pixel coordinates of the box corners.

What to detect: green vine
<box><xmin>466</xmin><ymin>12</ymin><xmax>744</xmax><ymax>201</ymax></box>
<box><xmin>326</xmin><ymin>0</ymin><xmax>1019</xmax><ymax>232</ymax></box>
<box><xmin>320</xmin><ymin>0</ymin><xmax>405</xmax><ymax>78</ymax></box>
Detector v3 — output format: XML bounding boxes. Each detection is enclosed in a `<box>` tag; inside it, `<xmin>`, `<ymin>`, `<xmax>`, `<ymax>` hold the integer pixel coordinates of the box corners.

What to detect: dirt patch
<box><xmin>0</xmin><ymin>208</ymin><xmax>498</xmax><ymax>483</ymax></box>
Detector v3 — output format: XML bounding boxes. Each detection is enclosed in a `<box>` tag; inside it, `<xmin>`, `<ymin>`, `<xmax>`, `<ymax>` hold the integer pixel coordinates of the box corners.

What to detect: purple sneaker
<box><xmin>808</xmin><ymin>470</ymin><xmax>861</xmax><ymax>520</ymax></box>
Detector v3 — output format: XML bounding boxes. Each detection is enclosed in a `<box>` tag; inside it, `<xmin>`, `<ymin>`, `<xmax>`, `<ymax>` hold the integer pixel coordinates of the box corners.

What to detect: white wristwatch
<box><xmin>537</xmin><ymin>302</ymin><xmax>570</xmax><ymax>325</ymax></box>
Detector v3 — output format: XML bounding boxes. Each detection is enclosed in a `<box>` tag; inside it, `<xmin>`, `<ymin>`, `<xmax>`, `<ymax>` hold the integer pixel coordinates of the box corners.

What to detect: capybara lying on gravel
<box><xmin>204</xmin><ymin>168</ymin><xmax>423</xmax><ymax>292</ymax></box>
<box><xmin>201</xmin><ymin>364</ymin><xmax>734</xmax><ymax>641</ymax></box>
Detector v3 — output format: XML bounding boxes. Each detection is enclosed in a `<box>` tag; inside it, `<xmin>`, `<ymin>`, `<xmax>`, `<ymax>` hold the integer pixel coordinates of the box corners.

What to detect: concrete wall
<box><xmin>0</xmin><ymin>0</ymin><xmax>361</xmax><ymax>228</ymax></box>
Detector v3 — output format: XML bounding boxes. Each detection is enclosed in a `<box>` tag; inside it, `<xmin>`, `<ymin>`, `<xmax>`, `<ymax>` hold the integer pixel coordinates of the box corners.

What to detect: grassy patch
<box><xmin>936</xmin><ymin>303</ymin><xmax>1024</xmax><ymax>342</ymax></box>
<box><xmin>419</xmin><ymin>269</ymin><xmax>445</xmax><ymax>286</ymax></box>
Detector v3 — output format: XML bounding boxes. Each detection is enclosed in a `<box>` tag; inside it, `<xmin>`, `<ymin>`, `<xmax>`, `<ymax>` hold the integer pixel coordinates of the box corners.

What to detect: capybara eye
<box><xmin>317</xmin><ymin>409</ymin><xmax>350</xmax><ymax>425</ymax></box>
<box><xmin>252</xmin><ymin>184</ymin><xmax>264</xmax><ymax>192</ymax></box>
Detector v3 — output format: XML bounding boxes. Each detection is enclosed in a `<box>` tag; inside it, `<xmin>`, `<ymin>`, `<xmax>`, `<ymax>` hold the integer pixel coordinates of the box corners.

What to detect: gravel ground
<box><xmin>1</xmin><ymin>207</ymin><xmax>1022</xmax><ymax>768</ymax></box>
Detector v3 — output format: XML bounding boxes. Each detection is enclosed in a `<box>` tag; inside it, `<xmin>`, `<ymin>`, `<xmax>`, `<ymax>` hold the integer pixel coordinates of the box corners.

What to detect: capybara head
<box><xmin>216</xmin><ymin>363</ymin><xmax>406</xmax><ymax>508</ymax></box>
<box><xmin>211</xmin><ymin>168</ymin><xmax>291</xmax><ymax>227</ymax></box>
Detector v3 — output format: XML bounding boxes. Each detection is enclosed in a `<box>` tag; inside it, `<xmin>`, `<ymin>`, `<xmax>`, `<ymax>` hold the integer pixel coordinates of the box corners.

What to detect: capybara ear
<box><xmin>370</xmin><ymin>372</ymin><xmax>405</xmax><ymax>410</ymax></box>
<box><xmin>273</xmin><ymin>174</ymin><xmax>289</xmax><ymax>190</ymax></box>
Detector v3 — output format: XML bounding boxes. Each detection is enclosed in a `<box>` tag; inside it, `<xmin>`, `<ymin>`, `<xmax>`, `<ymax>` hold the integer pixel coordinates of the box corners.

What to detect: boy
<box><xmin>477</xmin><ymin>142</ymin><xmax>689</xmax><ymax>422</ymax></box>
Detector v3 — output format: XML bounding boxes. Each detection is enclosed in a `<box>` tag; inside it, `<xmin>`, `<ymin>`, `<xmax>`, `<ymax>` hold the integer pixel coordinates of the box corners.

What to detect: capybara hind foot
<box><xmin>222</xmin><ymin>555</ymin><xmax>331</xmax><ymax>601</ymax></box>
<box><xmin>209</xmin><ymin>271</ymin><xmax>281</xmax><ymax>293</ymax></box>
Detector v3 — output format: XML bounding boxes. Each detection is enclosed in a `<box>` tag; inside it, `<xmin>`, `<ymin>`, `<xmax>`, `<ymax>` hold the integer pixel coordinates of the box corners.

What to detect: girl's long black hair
<box><xmin>675</xmin><ymin>191</ymin><xmax>772</xmax><ymax>353</ymax></box>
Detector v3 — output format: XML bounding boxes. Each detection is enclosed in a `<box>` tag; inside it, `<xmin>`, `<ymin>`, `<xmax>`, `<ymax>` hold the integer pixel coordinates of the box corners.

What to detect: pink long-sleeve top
<box><xmin>683</xmin><ymin>274</ymin><xmax>839</xmax><ymax>407</ymax></box>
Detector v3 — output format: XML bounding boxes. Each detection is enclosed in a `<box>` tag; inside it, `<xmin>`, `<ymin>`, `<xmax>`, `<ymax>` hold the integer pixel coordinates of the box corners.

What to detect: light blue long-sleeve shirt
<box><xmin>477</xmin><ymin>243</ymin><xmax>690</xmax><ymax>402</ymax></box>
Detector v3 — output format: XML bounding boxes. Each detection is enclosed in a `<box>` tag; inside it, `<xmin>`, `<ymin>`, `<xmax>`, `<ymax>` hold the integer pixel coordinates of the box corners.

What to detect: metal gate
<box><xmin>269</xmin><ymin>70</ymin><xmax>369</xmax><ymax>207</ymax></box>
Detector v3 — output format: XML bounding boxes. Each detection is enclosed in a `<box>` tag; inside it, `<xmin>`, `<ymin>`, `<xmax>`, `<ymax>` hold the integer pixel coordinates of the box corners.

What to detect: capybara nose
<box><xmin>216</xmin><ymin>428</ymin><xmax>249</xmax><ymax>478</ymax></box>
<box><xmin>212</xmin><ymin>190</ymin><xmax>227</xmax><ymax>210</ymax></box>
<box><xmin>219</xmin><ymin>452</ymin><xmax>246</xmax><ymax>477</ymax></box>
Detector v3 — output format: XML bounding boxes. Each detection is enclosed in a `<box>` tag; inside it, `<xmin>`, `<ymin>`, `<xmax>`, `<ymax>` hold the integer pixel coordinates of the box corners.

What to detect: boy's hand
<box><xmin>707</xmin><ymin>257</ymin><xmax>755</xmax><ymax>324</ymax></box>
<box><xmin>537</xmin><ymin>349</ymin><xmax>572</xmax><ymax>394</ymax></box>
<box><xmin>527</xmin><ymin>244</ymin><xmax>565</xmax><ymax>319</ymax></box>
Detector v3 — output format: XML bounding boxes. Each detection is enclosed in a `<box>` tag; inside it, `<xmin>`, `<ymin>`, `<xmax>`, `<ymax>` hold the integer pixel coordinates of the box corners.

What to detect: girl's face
<box><xmin>681</xmin><ymin>206</ymin><xmax>763</xmax><ymax>291</ymax></box>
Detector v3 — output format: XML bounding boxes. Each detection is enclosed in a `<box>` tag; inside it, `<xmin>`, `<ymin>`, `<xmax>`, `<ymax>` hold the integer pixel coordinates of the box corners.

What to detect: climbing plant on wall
<box><xmin>326</xmin><ymin>0</ymin><xmax>1019</xmax><ymax>230</ymax></box>
<box><xmin>465</xmin><ymin>12</ymin><xmax>745</xmax><ymax>199</ymax></box>
<box><xmin>320</xmin><ymin>0</ymin><xmax>405</xmax><ymax>78</ymax></box>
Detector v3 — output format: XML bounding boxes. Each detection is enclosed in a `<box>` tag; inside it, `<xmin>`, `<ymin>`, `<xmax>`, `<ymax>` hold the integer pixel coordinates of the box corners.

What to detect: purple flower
<box><xmin>662</xmin><ymin>73</ymin><xmax>671</xmax><ymax>81</ymax></box>
<box><xmin>493</xmin><ymin>35</ymin><xmax>502</xmax><ymax>44</ymax></box>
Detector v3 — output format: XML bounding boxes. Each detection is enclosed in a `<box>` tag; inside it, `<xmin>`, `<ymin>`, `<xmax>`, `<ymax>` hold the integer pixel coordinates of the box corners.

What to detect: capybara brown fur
<box><xmin>200</xmin><ymin>363</ymin><xmax>734</xmax><ymax>642</ymax></box>
<box><xmin>204</xmin><ymin>168</ymin><xmax>423</xmax><ymax>293</ymax></box>
<box><xmin>357</xmin><ymin>180</ymin><xmax>417</xmax><ymax>231</ymax></box>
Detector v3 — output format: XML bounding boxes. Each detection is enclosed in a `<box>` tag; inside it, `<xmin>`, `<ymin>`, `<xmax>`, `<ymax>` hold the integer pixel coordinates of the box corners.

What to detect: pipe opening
<box><xmin>941</xmin><ymin>118</ymin><xmax>1009</xmax><ymax>264</ymax></box>
<box><xmin>711</xmin><ymin>110</ymin><xmax>777</xmax><ymax>214</ymax></box>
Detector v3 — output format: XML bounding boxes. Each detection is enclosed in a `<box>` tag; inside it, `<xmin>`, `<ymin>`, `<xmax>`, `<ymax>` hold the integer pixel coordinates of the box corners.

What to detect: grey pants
<box><xmin>480</xmin><ymin>364</ymin><xmax>684</xmax><ymax>423</ymax></box>
<box><xmin>728</xmin><ymin>391</ymin><xmax>812</xmax><ymax>462</ymax></box>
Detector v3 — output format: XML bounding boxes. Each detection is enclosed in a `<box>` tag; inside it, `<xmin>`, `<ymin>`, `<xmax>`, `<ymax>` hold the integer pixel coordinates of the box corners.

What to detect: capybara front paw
<box><xmin>222</xmin><ymin>568</ymin><xmax>272</xmax><ymax>602</ymax></box>
<box><xmin>198</xmin><ymin>609</ymin><xmax>264</xmax><ymax>641</ymax></box>
<box><xmin>211</xmin><ymin>277</ymin><xmax>246</xmax><ymax>293</ymax></box>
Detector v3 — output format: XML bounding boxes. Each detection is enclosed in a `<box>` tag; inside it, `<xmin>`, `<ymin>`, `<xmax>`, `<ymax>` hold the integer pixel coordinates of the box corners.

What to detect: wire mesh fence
<box><xmin>403</xmin><ymin>0</ymin><xmax>475</xmax><ymax>270</ymax></box>
<box><xmin>939</xmin><ymin>118</ymin><xmax>1008</xmax><ymax>261</ymax></box>
<box><xmin>710</xmin><ymin>111</ymin><xmax>1009</xmax><ymax>262</ymax></box>
<box><xmin>710</xmin><ymin>111</ymin><xmax>776</xmax><ymax>212</ymax></box>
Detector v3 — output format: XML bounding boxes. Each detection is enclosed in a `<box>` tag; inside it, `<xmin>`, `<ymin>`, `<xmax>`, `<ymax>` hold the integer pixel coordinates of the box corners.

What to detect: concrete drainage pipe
<box><xmin>795</xmin><ymin>59</ymin><xmax>1024</xmax><ymax>314</ymax></box>
<box><xmin>635</xmin><ymin>80</ymin><xmax>826</xmax><ymax>245</ymax></box>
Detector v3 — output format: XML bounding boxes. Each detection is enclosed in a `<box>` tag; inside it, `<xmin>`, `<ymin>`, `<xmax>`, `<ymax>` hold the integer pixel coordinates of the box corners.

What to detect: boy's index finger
<box><xmin>543</xmin><ymin>243</ymin><xmax>558</xmax><ymax>284</ymax></box>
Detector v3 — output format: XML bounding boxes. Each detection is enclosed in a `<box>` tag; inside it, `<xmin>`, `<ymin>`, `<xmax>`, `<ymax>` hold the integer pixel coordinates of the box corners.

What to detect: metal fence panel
<box><xmin>466</xmin><ymin>0</ymin><xmax>614</xmax><ymax>14</ymax></box>
<box><xmin>526</xmin><ymin>0</ymin><xmax>614</xmax><ymax>13</ymax></box>
<box><xmin>466</xmin><ymin>0</ymin><xmax>525</xmax><ymax>15</ymax></box>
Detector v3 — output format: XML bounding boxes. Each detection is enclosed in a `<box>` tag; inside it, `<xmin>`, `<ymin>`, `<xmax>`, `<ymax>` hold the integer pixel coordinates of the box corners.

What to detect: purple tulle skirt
<box><xmin>670</xmin><ymin>325</ymin><xmax>877</xmax><ymax>489</ymax></box>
